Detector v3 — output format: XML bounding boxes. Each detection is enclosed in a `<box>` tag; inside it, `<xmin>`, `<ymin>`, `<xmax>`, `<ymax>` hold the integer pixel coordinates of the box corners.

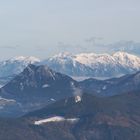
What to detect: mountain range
<box><xmin>0</xmin><ymin>52</ymin><xmax>140</xmax><ymax>86</ymax></box>
<box><xmin>79</xmin><ymin>71</ymin><xmax>140</xmax><ymax>96</ymax></box>
<box><xmin>44</xmin><ymin>51</ymin><xmax>140</xmax><ymax>78</ymax></box>
<box><xmin>0</xmin><ymin>58</ymin><xmax>139</xmax><ymax>139</ymax></box>
<box><xmin>0</xmin><ymin>63</ymin><xmax>140</xmax><ymax>117</ymax></box>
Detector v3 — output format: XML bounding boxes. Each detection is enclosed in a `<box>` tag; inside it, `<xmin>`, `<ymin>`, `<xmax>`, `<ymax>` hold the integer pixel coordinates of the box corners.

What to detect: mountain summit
<box><xmin>42</xmin><ymin>52</ymin><xmax>94</xmax><ymax>77</ymax></box>
<box><xmin>0</xmin><ymin>56</ymin><xmax>40</xmax><ymax>77</ymax></box>
<box><xmin>0</xmin><ymin>64</ymin><xmax>77</xmax><ymax>117</ymax></box>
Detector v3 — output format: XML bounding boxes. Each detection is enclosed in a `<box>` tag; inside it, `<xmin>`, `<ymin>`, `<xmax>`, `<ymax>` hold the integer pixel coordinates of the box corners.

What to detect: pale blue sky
<box><xmin>0</xmin><ymin>0</ymin><xmax>140</xmax><ymax>59</ymax></box>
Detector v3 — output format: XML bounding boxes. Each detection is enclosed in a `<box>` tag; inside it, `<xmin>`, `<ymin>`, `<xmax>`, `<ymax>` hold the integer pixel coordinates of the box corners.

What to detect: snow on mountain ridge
<box><xmin>75</xmin><ymin>51</ymin><xmax>140</xmax><ymax>68</ymax></box>
<box><xmin>42</xmin><ymin>52</ymin><xmax>94</xmax><ymax>77</ymax></box>
<box><xmin>113</xmin><ymin>51</ymin><xmax>140</xmax><ymax>70</ymax></box>
<box><xmin>34</xmin><ymin>116</ymin><xmax>79</xmax><ymax>125</ymax></box>
<box><xmin>0</xmin><ymin>56</ymin><xmax>40</xmax><ymax>77</ymax></box>
<box><xmin>53</xmin><ymin>52</ymin><xmax>73</xmax><ymax>58</ymax></box>
<box><xmin>46</xmin><ymin>51</ymin><xmax>140</xmax><ymax>77</ymax></box>
<box><xmin>0</xmin><ymin>52</ymin><xmax>140</xmax><ymax>79</ymax></box>
<box><xmin>48</xmin><ymin>52</ymin><xmax>75</xmax><ymax>65</ymax></box>
<box><xmin>9</xmin><ymin>56</ymin><xmax>40</xmax><ymax>63</ymax></box>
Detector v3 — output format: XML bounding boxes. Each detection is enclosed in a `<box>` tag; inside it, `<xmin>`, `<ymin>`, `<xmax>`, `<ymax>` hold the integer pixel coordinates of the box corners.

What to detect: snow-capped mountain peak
<box><xmin>113</xmin><ymin>51</ymin><xmax>140</xmax><ymax>70</ymax></box>
<box><xmin>75</xmin><ymin>52</ymin><xmax>117</xmax><ymax>67</ymax></box>
<box><xmin>42</xmin><ymin>52</ymin><xmax>94</xmax><ymax>77</ymax></box>
<box><xmin>0</xmin><ymin>56</ymin><xmax>40</xmax><ymax>77</ymax></box>
<box><xmin>113</xmin><ymin>51</ymin><xmax>138</xmax><ymax>59</ymax></box>
<box><xmin>53</xmin><ymin>52</ymin><xmax>73</xmax><ymax>58</ymax></box>
<box><xmin>9</xmin><ymin>56</ymin><xmax>40</xmax><ymax>63</ymax></box>
<box><xmin>49</xmin><ymin>52</ymin><xmax>75</xmax><ymax>64</ymax></box>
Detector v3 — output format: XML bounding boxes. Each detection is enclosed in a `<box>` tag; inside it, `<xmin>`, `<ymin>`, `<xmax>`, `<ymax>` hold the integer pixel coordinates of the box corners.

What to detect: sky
<box><xmin>0</xmin><ymin>0</ymin><xmax>140</xmax><ymax>60</ymax></box>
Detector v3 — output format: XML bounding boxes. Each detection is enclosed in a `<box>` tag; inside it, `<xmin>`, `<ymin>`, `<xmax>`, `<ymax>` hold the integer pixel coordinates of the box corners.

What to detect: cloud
<box><xmin>85</xmin><ymin>37</ymin><xmax>104</xmax><ymax>44</ymax></box>
<box><xmin>0</xmin><ymin>45</ymin><xmax>19</xmax><ymax>50</ymax></box>
<box><xmin>56</xmin><ymin>42</ymin><xmax>84</xmax><ymax>53</ymax></box>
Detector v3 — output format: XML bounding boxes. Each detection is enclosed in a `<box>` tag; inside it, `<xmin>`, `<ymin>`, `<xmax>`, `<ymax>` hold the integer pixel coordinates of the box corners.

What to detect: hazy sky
<box><xmin>0</xmin><ymin>0</ymin><xmax>140</xmax><ymax>59</ymax></box>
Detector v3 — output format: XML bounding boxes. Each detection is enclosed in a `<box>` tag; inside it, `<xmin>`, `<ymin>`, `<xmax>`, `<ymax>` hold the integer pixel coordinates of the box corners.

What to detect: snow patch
<box><xmin>42</xmin><ymin>84</ymin><xmax>50</xmax><ymax>88</ymax></box>
<box><xmin>34</xmin><ymin>116</ymin><xmax>79</xmax><ymax>125</ymax></box>
<box><xmin>50</xmin><ymin>98</ymin><xmax>56</xmax><ymax>102</ymax></box>
<box><xmin>0</xmin><ymin>84</ymin><xmax>3</xmax><ymax>88</ymax></box>
<box><xmin>75</xmin><ymin>95</ymin><xmax>82</xmax><ymax>103</ymax></box>
<box><xmin>0</xmin><ymin>97</ymin><xmax>16</xmax><ymax>106</ymax></box>
<box><xmin>102</xmin><ymin>85</ymin><xmax>107</xmax><ymax>90</ymax></box>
